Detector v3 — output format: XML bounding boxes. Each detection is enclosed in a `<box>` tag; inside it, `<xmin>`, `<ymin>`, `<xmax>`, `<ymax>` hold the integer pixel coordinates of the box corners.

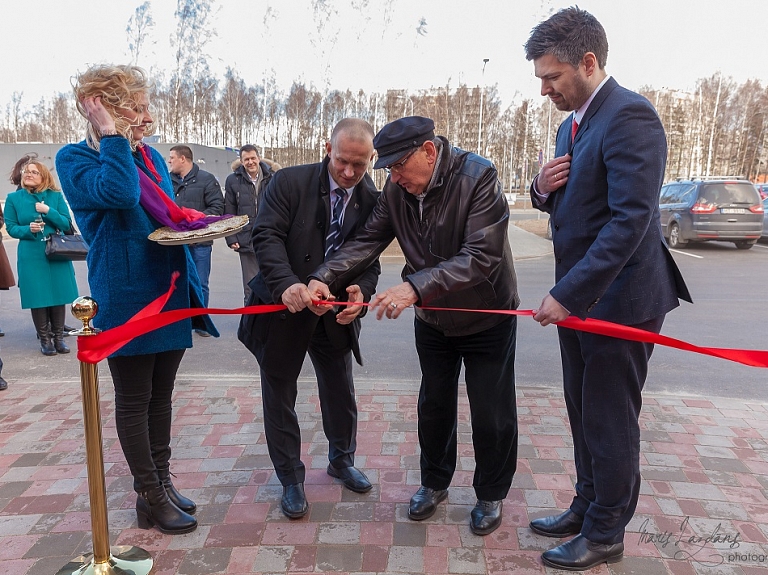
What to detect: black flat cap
<box><xmin>373</xmin><ymin>116</ymin><xmax>435</xmax><ymax>169</ymax></box>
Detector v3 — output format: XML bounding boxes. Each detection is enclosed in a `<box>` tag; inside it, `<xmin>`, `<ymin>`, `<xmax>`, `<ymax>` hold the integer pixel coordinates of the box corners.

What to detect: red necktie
<box><xmin>572</xmin><ymin>117</ymin><xmax>579</xmax><ymax>142</ymax></box>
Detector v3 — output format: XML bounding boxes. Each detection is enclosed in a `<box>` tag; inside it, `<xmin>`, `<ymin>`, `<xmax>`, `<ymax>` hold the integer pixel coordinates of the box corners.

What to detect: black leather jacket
<box><xmin>312</xmin><ymin>138</ymin><xmax>519</xmax><ymax>336</ymax></box>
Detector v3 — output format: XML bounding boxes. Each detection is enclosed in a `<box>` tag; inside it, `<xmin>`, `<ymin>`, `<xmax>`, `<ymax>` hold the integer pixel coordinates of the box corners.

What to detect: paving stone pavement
<box><xmin>1</xmin><ymin>375</ymin><xmax>768</xmax><ymax>574</ymax></box>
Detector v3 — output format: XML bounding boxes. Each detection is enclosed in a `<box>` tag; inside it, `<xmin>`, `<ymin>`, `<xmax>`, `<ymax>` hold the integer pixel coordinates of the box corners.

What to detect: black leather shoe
<box><xmin>281</xmin><ymin>483</ymin><xmax>308</xmax><ymax>519</ymax></box>
<box><xmin>408</xmin><ymin>486</ymin><xmax>448</xmax><ymax>521</ymax></box>
<box><xmin>470</xmin><ymin>500</ymin><xmax>503</xmax><ymax>535</ymax></box>
<box><xmin>0</xmin><ymin>327</ymin><xmax>4</xmax><ymax>336</ymax></box>
<box><xmin>542</xmin><ymin>534</ymin><xmax>624</xmax><ymax>571</ymax></box>
<box><xmin>530</xmin><ymin>509</ymin><xmax>583</xmax><ymax>538</ymax></box>
<box><xmin>0</xmin><ymin>377</ymin><xmax>7</xmax><ymax>391</ymax></box>
<box><xmin>327</xmin><ymin>464</ymin><xmax>372</xmax><ymax>493</ymax></box>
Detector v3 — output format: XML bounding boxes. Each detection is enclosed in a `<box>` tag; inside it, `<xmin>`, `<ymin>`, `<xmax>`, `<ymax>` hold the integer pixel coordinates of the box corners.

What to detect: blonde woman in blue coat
<box><xmin>4</xmin><ymin>159</ymin><xmax>78</xmax><ymax>355</ymax></box>
<box><xmin>56</xmin><ymin>64</ymin><xmax>217</xmax><ymax>535</ymax></box>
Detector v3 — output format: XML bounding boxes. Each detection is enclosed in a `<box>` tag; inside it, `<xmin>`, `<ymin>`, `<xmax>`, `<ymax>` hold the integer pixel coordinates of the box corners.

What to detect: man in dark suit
<box><xmin>524</xmin><ymin>8</ymin><xmax>692</xmax><ymax>571</ymax></box>
<box><xmin>237</xmin><ymin>118</ymin><xmax>380</xmax><ymax>519</ymax></box>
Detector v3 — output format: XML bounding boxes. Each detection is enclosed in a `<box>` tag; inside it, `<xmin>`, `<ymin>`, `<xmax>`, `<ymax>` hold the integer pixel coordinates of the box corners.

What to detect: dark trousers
<box><xmin>558</xmin><ymin>314</ymin><xmax>664</xmax><ymax>545</ymax></box>
<box><xmin>107</xmin><ymin>349</ymin><xmax>185</xmax><ymax>492</ymax></box>
<box><xmin>239</xmin><ymin>251</ymin><xmax>259</xmax><ymax>304</ymax></box>
<box><xmin>189</xmin><ymin>244</ymin><xmax>212</xmax><ymax>307</ymax></box>
<box><xmin>414</xmin><ymin>315</ymin><xmax>518</xmax><ymax>501</ymax></box>
<box><xmin>260</xmin><ymin>318</ymin><xmax>357</xmax><ymax>486</ymax></box>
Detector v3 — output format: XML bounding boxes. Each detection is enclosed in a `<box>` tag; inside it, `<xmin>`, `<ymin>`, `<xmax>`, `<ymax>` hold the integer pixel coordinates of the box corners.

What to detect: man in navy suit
<box><xmin>524</xmin><ymin>8</ymin><xmax>692</xmax><ymax>571</ymax></box>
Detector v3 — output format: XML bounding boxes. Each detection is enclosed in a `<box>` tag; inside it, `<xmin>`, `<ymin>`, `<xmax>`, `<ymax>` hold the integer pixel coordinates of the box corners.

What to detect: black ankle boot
<box><xmin>136</xmin><ymin>484</ymin><xmax>197</xmax><ymax>534</ymax></box>
<box><xmin>158</xmin><ymin>469</ymin><xmax>196</xmax><ymax>514</ymax></box>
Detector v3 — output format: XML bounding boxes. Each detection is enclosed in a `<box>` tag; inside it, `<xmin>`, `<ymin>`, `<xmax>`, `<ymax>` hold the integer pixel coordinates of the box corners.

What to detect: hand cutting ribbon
<box><xmin>75</xmin><ymin>276</ymin><xmax>768</xmax><ymax>368</ymax></box>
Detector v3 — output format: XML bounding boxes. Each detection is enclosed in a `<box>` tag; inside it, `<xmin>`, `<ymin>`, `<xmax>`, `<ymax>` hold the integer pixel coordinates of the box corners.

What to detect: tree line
<box><xmin>4</xmin><ymin>70</ymin><xmax>766</xmax><ymax>190</ymax></box>
<box><xmin>2</xmin><ymin>0</ymin><xmax>766</xmax><ymax>190</ymax></box>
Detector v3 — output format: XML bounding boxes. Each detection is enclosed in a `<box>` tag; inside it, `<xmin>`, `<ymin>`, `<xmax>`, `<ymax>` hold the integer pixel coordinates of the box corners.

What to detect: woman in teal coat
<box><xmin>4</xmin><ymin>159</ymin><xmax>78</xmax><ymax>355</ymax></box>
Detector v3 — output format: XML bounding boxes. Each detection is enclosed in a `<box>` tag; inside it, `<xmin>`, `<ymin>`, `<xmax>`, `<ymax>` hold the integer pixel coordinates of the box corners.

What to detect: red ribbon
<box><xmin>76</xmin><ymin>280</ymin><xmax>768</xmax><ymax>368</ymax></box>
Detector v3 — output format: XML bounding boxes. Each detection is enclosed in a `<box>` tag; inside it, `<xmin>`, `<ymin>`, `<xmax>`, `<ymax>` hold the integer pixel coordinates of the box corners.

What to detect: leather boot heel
<box><xmin>136</xmin><ymin>509</ymin><xmax>152</xmax><ymax>530</ymax></box>
<box><xmin>136</xmin><ymin>485</ymin><xmax>197</xmax><ymax>534</ymax></box>
<box><xmin>158</xmin><ymin>470</ymin><xmax>196</xmax><ymax>514</ymax></box>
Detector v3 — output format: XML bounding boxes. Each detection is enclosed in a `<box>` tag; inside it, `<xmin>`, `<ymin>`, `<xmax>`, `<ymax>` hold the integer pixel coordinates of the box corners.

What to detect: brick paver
<box><xmin>1</xmin><ymin>377</ymin><xmax>768</xmax><ymax>574</ymax></box>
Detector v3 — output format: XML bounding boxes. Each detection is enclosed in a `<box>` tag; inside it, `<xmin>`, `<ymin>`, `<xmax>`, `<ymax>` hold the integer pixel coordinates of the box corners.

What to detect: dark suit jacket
<box><xmin>238</xmin><ymin>156</ymin><xmax>380</xmax><ymax>368</ymax></box>
<box><xmin>533</xmin><ymin>77</ymin><xmax>691</xmax><ymax>323</ymax></box>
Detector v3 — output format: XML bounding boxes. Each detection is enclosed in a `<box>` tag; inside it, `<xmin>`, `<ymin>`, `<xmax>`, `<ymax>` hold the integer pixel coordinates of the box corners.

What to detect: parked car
<box><xmin>763</xmin><ymin>197</ymin><xmax>768</xmax><ymax>239</ymax></box>
<box><xmin>658</xmin><ymin>177</ymin><xmax>764</xmax><ymax>249</ymax></box>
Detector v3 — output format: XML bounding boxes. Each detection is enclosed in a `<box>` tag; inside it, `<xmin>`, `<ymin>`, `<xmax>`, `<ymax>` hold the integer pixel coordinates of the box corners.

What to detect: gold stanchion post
<box><xmin>57</xmin><ymin>297</ymin><xmax>153</xmax><ymax>575</ymax></box>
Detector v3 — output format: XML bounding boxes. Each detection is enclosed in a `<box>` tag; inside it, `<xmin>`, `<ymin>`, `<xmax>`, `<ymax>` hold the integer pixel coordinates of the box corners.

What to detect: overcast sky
<box><xmin>1</xmin><ymin>0</ymin><xmax>766</xmax><ymax>113</ymax></box>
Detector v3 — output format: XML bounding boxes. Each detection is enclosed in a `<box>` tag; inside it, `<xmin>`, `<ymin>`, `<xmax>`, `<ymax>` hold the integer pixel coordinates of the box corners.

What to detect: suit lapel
<box><xmin>571</xmin><ymin>77</ymin><xmax>619</xmax><ymax>152</ymax></box>
<box><xmin>316</xmin><ymin>163</ymin><xmax>331</xmax><ymax>238</ymax></box>
<box><xmin>340</xmin><ymin>188</ymin><xmax>363</xmax><ymax>239</ymax></box>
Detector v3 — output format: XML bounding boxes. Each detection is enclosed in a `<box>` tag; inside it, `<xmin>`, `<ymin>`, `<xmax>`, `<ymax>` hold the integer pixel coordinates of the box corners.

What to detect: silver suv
<box><xmin>659</xmin><ymin>177</ymin><xmax>764</xmax><ymax>250</ymax></box>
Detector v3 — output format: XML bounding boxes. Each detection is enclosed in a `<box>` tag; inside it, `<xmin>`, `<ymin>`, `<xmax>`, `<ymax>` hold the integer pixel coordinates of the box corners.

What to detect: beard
<box><xmin>553</xmin><ymin>74</ymin><xmax>595</xmax><ymax>112</ymax></box>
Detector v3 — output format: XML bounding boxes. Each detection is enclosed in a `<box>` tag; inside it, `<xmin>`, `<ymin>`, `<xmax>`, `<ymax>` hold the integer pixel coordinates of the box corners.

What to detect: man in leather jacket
<box><xmin>309</xmin><ymin>116</ymin><xmax>520</xmax><ymax>536</ymax></box>
<box><xmin>224</xmin><ymin>145</ymin><xmax>274</xmax><ymax>303</ymax></box>
<box><xmin>169</xmin><ymin>145</ymin><xmax>224</xmax><ymax>319</ymax></box>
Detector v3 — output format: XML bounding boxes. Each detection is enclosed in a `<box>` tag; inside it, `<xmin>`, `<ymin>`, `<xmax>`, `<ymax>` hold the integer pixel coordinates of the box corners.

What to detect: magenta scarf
<box><xmin>137</xmin><ymin>145</ymin><xmax>230</xmax><ymax>231</ymax></box>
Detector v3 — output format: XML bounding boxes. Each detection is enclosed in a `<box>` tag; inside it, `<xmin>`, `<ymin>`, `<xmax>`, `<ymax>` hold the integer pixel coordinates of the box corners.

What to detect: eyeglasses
<box><xmin>23</xmin><ymin>169</ymin><xmax>41</xmax><ymax>176</ymax></box>
<box><xmin>384</xmin><ymin>148</ymin><xmax>418</xmax><ymax>175</ymax></box>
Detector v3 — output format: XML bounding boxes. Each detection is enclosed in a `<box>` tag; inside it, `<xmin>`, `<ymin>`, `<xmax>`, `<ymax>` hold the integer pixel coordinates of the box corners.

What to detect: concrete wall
<box><xmin>1</xmin><ymin>142</ymin><xmax>240</xmax><ymax>200</ymax></box>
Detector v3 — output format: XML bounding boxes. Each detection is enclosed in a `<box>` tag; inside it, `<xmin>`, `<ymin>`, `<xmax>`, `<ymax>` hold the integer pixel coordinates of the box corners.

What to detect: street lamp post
<box><xmin>477</xmin><ymin>58</ymin><xmax>489</xmax><ymax>156</ymax></box>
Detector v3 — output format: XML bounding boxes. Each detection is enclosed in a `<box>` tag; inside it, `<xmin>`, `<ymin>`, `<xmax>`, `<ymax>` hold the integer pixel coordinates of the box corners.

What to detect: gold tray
<box><xmin>148</xmin><ymin>214</ymin><xmax>249</xmax><ymax>245</ymax></box>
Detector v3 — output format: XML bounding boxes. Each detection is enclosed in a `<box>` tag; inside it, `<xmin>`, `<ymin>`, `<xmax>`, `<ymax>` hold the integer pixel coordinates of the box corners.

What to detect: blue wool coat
<box><xmin>55</xmin><ymin>137</ymin><xmax>217</xmax><ymax>356</ymax></box>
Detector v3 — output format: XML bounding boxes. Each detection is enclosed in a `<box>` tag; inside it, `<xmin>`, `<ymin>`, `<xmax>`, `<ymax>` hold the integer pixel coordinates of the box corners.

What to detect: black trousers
<box><xmin>260</xmin><ymin>318</ymin><xmax>357</xmax><ymax>486</ymax></box>
<box><xmin>414</xmin><ymin>315</ymin><xmax>518</xmax><ymax>501</ymax></box>
<box><xmin>107</xmin><ymin>349</ymin><xmax>185</xmax><ymax>492</ymax></box>
<box><xmin>558</xmin><ymin>314</ymin><xmax>664</xmax><ymax>545</ymax></box>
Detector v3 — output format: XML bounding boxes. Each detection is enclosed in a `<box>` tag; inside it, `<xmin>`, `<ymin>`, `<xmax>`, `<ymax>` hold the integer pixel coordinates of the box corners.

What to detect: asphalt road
<box><xmin>1</xmin><ymin>234</ymin><xmax>766</xmax><ymax>401</ymax></box>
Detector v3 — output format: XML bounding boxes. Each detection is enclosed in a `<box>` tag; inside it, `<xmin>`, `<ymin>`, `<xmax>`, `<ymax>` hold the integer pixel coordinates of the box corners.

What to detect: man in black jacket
<box><xmin>238</xmin><ymin>119</ymin><xmax>380</xmax><ymax>519</ymax></box>
<box><xmin>224</xmin><ymin>145</ymin><xmax>274</xmax><ymax>303</ymax></box>
<box><xmin>309</xmin><ymin>116</ymin><xmax>520</xmax><ymax>536</ymax></box>
<box><xmin>170</xmin><ymin>145</ymin><xmax>224</xmax><ymax>323</ymax></box>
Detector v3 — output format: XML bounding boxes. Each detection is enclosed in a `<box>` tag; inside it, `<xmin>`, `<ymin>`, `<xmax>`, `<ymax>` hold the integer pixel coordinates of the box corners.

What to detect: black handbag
<box><xmin>45</xmin><ymin>230</ymin><xmax>89</xmax><ymax>261</ymax></box>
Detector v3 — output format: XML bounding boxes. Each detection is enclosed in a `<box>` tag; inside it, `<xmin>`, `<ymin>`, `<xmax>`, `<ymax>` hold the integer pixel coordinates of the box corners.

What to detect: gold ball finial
<box><xmin>70</xmin><ymin>297</ymin><xmax>101</xmax><ymax>335</ymax></box>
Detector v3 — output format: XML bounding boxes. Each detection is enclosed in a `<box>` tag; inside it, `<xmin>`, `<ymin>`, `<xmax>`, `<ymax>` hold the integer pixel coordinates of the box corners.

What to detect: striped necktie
<box><xmin>325</xmin><ymin>188</ymin><xmax>347</xmax><ymax>259</ymax></box>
